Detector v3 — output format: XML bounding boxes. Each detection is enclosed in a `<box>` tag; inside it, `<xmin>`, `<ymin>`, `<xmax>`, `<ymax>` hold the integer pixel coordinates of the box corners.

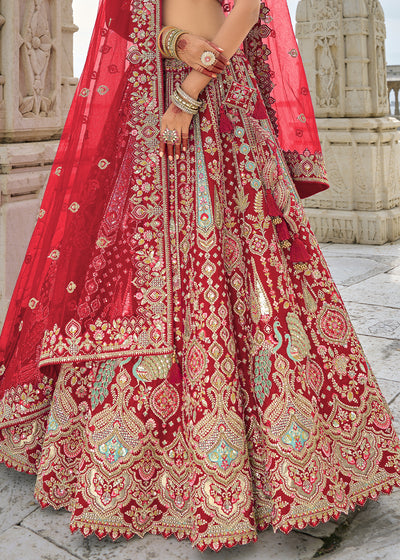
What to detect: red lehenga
<box><xmin>0</xmin><ymin>0</ymin><xmax>399</xmax><ymax>552</ymax></box>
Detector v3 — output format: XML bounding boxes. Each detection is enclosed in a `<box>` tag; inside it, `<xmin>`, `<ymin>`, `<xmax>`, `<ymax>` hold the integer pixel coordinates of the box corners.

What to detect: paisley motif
<box><xmin>186</xmin><ymin>340</ymin><xmax>207</xmax><ymax>383</ymax></box>
<box><xmin>306</xmin><ymin>359</ymin><xmax>324</xmax><ymax>394</ymax></box>
<box><xmin>149</xmin><ymin>380</ymin><xmax>179</xmax><ymax>422</ymax></box>
<box><xmin>222</xmin><ymin>231</ymin><xmax>242</xmax><ymax>273</ymax></box>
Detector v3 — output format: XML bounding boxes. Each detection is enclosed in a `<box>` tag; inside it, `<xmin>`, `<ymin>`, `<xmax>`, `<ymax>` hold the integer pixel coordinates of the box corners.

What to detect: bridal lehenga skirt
<box><xmin>1</xmin><ymin>53</ymin><xmax>400</xmax><ymax>551</ymax></box>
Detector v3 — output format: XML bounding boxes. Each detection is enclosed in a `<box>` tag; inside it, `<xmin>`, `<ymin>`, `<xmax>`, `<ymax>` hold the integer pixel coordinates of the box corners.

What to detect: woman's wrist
<box><xmin>181</xmin><ymin>73</ymin><xmax>211</xmax><ymax>101</ymax></box>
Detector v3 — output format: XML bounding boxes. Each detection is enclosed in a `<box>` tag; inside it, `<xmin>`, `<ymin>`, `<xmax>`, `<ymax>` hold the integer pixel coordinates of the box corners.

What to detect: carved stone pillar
<box><xmin>0</xmin><ymin>0</ymin><xmax>78</xmax><ymax>327</ymax></box>
<box><xmin>296</xmin><ymin>0</ymin><xmax>400</xmax><ymax>244</ymax></box>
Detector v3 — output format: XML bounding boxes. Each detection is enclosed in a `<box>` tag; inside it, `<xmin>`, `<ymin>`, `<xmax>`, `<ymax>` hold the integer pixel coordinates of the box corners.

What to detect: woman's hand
<box><xmin>159</xmin><ymin>103</ymin><xmax>194</xmax><ymax>161</ymax></box>
<box><xmin>175</xmin><ymin>33</ymin><xmax>229</xmax><ymax>78</ymax></box>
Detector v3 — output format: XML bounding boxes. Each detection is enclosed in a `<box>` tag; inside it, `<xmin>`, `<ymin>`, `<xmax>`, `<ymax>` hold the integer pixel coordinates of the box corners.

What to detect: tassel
<box><xmin>266</xmin><ymin>190</ymin><xmax>283</xmax><ymax>218</ymax></box>
<box><xmin>290</xmin><ymin>235</ymin><xmax>311</xmax><ymax>263</ymax></box>
<box><xmin>167</xmin><ymin>352</ymin><xmax>182</xmax><ymax>384</ymax></box>
<box><xmin>219</xmin><ymin>106</ymin><xmax>234</xmax><ymax>133</ymax></box>
<box><xmin>252</xmin><ymin>96</ymin><xmax>268</xmax><ymax>120</ymax></box>
<box><xmin>276</xmin><ymin>219</ymin><xmax>291</xmax><ymax>241</ymax></box>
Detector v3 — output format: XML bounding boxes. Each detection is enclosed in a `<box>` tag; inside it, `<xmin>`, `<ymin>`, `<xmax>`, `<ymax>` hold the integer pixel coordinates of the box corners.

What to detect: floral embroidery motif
<box><xmin>97</xmin><ymin>85</ymin><xmax>109</xmax><ymax>96</ymax></box>
<box><xmin>149</xmin><ymin>380</ymin><xmax>179</xmax><ymax>422</ymax></box>
<box><xmin>66</xmin><ymin>282</ymin><xmax>76</xmax><ymax>293</ymax></box>
<box><xmin>68</xmin><ymin>202</ymin><xmax>80</xmax><ymax>213</ymax></box>
<box><xmin>99</xmin><ymin>435</ymin><xmax>129</xmax><ymax>464</ymax></box>
<box><xmin>318</xmin><ymin>304</ymin><xmax>350</xmax><ymax>344</ymax></box>
<box><xmin>28</xmin><ymin>298</ymin><xmax>39</xmax><ymax>309</ymax></box>
<box><xmin>208</xmin><ymin>437</ymin><xmax>239</xmax><ymax>470</ymax></box>
<box><xmin>284</xmin><ymin>149</ymin><xmax>328</xmax><ymax>185</ymax></box>
<box><xmin>47</xmin><ymin>250</ymin><xmax>60</xmax><ymax>260</ymax></box>
<box><xmin>282</xmin><ymin>420</ymin><xmax>310</xmax><ymax>451</ymax></box>
<box><xmin>98</xmin><ymin>159</ymin><xmax>110</xmax><ymax>170</ymax></box>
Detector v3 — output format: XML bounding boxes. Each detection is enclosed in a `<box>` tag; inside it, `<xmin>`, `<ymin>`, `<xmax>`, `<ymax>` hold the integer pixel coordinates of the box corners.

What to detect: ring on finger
<box><xmin>162</xmin><ymin>128</ymin><xmax>179</xmax><ymax>143</ymax></box>
<box><xmin>201</xmin><ymin>50</ymin><xmax>216</xmax><ymax>67</ymax></box>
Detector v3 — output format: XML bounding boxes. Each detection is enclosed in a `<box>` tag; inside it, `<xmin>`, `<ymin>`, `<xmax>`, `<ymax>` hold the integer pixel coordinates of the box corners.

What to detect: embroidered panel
<box><xmin>0</xmin><ymin>47</ymin><xmax>399</xmax><ymax>553</ymax></box>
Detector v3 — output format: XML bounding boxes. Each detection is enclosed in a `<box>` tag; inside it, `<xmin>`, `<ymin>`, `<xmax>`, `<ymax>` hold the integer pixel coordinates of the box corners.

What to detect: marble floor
<box><xmin>1</xmin><ymin>241</ymin><xmax>400</xmax><ymax>560</ymax></box>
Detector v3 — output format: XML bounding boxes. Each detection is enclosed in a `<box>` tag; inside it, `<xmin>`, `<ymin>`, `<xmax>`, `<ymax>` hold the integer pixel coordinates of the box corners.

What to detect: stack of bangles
<box><xmin>157</xmin><ymin>26</ymin><xmax>186</xmax><ymax>60</ymax></box>
<box><xmin>171</xmin><ymin>85</ymin><xmax>202</xmax><ymax>115</ymax></box>
<box><xmin>157</xmin><ymin>27</ymin><xmax>203</xmax><ymax>116</ymax></box>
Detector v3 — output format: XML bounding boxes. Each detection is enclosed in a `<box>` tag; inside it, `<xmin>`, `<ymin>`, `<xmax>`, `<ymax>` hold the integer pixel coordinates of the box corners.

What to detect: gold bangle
<box><xmin>157</xmin><ymin>26</ymin><xmax>175</xmax><ymax>57</ymax></box>
<box><xmin>164</xmin><ymin>28</ymin><xmax>186</xmax><ymax>61</ymax></box>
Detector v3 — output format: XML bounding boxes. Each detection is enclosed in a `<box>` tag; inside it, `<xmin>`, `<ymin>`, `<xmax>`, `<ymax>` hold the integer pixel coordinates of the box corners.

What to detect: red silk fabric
<box><xmin>0</xmin><ymin>0</ymin><xmax>328</xmax><ymax>394</ymax></box>
<box><xmin>223</xmin><ymin>0</ymin><xmax>329</xmax><ymax>198</ymax></box>
<box><xmin>0</xmin><ymin>1</ymin><xmax>138</xmax><ymax>391</ymax></box>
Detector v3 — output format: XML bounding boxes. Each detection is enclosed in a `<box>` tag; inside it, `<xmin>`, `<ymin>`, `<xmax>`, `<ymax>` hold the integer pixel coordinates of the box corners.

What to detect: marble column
<box><xmin>0</xmin><ymin>0</ymin><xmax>78</xmax><ymax>327</ymax></box>
<box><xmin>296</xmin><ymin>0</ymin><xmax>400</xmax><ymax>244</ymax></box>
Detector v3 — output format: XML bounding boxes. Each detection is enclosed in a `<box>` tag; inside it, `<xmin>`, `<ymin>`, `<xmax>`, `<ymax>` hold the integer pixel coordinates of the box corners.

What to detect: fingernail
<box><xmin>176</xmin><ymin>154</ymin><xmax>179</xmax><ymax>160</ymax></box>
<box><xmin>212</xmin><ymin>74</ymin><xmax>217</xmax><ymax>78</ymax></box>
<box><xmin>159</xmin><ymin>152</ymin><xmax>163</xmax><ymax>157</ymax></box>
<box><xmin>169</xmin><ymin>156</ymin><xmax>173</xmax><ymax>161</ymax></box>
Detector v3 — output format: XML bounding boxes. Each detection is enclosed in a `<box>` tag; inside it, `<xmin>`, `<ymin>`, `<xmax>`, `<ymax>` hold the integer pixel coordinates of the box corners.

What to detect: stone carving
<box><xmin>368</xmin><ymin>0</ymin><xmax>385</xmax><ymax>21</ymax></box>
<box><xmin>297</xmin><ymin>0</ymin><xmax>400</xmax><ymax>244</ymax></box>
<box><xmin>311</xmin><ymin>0</ymin><xmax>340</xmax><ymax>20</ymax></box>
<box><xmin>19</xmin><ymin>0</ymin><xmax>54</xmax><ymax>118</ymax></box>
<box><xmin>316</xmin><ymin>36</ymin><xmax>338</xmax><ymax>108</ymax></box>
<box><xmin>0</xmin><ymin>14</ymin><xmax>5</xmax><ymax>106</ymax></box>
<box><xmin>0</xmin><ymin>0</ymin><xmax>77</xmax><ymax>328</ymax></box>
<box><xmin>376</xmin><ymin>41</ymin><xmax>387</xmax><ymax>106</ymax></box>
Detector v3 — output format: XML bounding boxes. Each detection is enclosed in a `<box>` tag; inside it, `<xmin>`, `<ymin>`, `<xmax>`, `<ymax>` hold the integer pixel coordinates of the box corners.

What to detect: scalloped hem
<box><xmin>28</xmin><ymin>476</ymin><xmax>400</xmax><ymax>552</ymax></box>
<box><xmin>0</xmin><ymin>453</ymin><xmax>37</xmax><ymax>475</ymax></box>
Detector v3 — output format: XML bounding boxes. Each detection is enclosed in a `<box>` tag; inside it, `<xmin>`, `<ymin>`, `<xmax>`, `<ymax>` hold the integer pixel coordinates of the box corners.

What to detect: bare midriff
<box><xmin>162</xmin><ymin>0</ymin><xmax>226</xmax><ymax>40</ymax></box>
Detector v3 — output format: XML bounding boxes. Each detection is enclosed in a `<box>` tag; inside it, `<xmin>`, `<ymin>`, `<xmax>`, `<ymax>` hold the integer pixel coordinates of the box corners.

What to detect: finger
<box><xmin>213</xmin><ymin>57</ymin><xmax>226</xmax><ymax>67</ymax></box>
<box><xmin>197</xmin><ymin>65</ymin><xmax>217</xmax><ymax>78</ymax></box>
<box><xmin>203</xmin><ymin>68</ymin><xmax>216</xmax><ymax>78</ymax></box>
<box><xmin>182</xmin><ymin>134</ymin><xmax>189</xmax><ymax>153</ymax></box>
<box><xmin>175</xmin><ymin>142</ymin><xmax>181</xmax><ymax>160</ymax></box>
<box><xmin>207</xmin><ymin>43</ymin><xmax>229</xmax><ymax>64</ymax></box>
<box><xmin>159</xmin><ymin>140</ymin><xmax>166</xmax><ymax>158</ymax></box>
<box><xmin>167</xmin><ymin>142</ymin><xmax>174</xmax><ymax>161</ymax></box>
<box><xmin>208</xmin><ymin>41</ymin><xmax>224</xmax><ymax>54</ymax></box>
<box><xmin>211</xmin><ymin>62</ymin><xmax>226</xmax><ymax>73</ymax></box>
<box><xmin>215</xmin><ymin>53</ymin><xmax>229</xmax><ymax>66</ymax></box>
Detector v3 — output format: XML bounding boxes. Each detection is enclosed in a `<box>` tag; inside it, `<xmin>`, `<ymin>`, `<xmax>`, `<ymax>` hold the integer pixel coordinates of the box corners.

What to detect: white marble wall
<box><xmin>296</xmin><ymin>0</ymin><xmax>400</xmax><ymax>244</ymax></box>
<box><xmin>0</xmin><ymin>0</ymin><xmax>78</xmax><ymax>328</ymax></box>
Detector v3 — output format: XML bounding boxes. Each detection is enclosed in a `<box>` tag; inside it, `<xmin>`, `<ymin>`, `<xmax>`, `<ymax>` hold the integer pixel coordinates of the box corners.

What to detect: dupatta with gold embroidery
<box><xmin>0</xmin><ymin>0</ymin><xmax>328</xmax><ymax>393</ymax></box>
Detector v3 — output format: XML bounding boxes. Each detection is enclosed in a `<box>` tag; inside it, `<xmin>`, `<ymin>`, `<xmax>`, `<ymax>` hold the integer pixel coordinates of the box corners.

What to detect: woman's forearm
<box><xmin>180</xmin><ymin>0</ymin><xmax>260</xmax><ymax>99</ymax></box>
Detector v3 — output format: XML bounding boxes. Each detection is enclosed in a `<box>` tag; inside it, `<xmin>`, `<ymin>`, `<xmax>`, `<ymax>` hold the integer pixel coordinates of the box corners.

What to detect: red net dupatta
<box><xmin>0</xmin><ymin>0</ymin><xmax>328</xmax><ymax>397</ymax></box>
<box><xmin>0</xmin><ymin>0</ymin><xmax>169</xmax><ymax>395</ymax></box>
<box><xmin>223</xmin><ymin>0</ymin><xmax>329</xmax><ymax>199</ymax></box>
